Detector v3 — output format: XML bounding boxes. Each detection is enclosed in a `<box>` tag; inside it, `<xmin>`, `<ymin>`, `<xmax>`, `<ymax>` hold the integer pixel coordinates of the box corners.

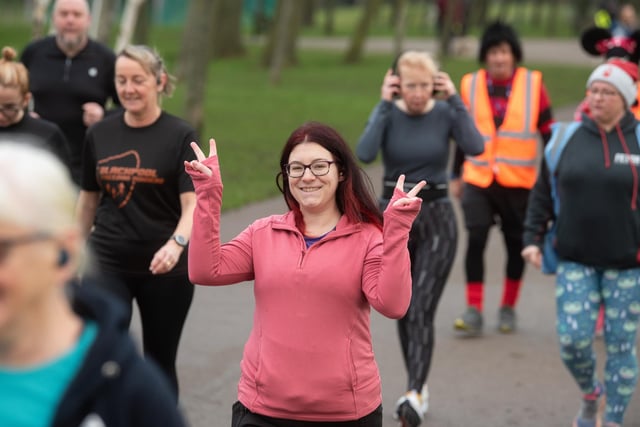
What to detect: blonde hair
<box><xmin>396</xmin><ymin>50</ymin><xmax>439</xmax><ymax>78</ymax></box>
<box><xmin>0</xmin><ymin>46</ymin><xmax>29</xmax><ymax>95</ymax></box>
<box><xmin>0</xmin><ymin>143</ymin><xmax>76</xmax><ymax>234</ymax></box>
<box><xmin>117</xmin><ymin>45</ymin><xmax>176</xmax><ymax>98</ymax></box>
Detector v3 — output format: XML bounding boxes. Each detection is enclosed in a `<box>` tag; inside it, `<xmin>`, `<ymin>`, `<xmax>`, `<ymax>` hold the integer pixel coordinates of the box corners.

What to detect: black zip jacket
<box><xmin>51</xmin><ymin>284</ymin><xmax>187</xmax><ymax>427</ymax></box>
<box><xmin>524</xmin><ymin>111</ymin><xmax>640</xmax><ymax>269</ymax></box>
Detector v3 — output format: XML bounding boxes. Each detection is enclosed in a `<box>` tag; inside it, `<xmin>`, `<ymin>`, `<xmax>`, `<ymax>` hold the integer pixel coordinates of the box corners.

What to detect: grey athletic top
<box><xmin>356</xmin><ymin>95</ymin><xmax>484</xmax><ymax>187</ymax></box>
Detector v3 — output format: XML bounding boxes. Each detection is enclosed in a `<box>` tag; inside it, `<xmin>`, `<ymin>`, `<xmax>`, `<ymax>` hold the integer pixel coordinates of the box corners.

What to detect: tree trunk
<box><xmin>438</xmin><ymin>0</ymin><xmax>461</xmax><ymax>58</ymax></box>
<box><xmin>301</xmin><ymin>0</ymin><xmax>317</xmax><ymax>27</ymax></box>
<box><xmin>262</xmin><ymin>0</ymin><xmax>303</xmax><ymax>69</ymax></box>
<box><xmin>546</xmin><ymin>0</ymin><xmax>559</xmax><ymax>36</ymax></box>
<box><xmin>211</xmin><ymin>0</ymin><xmax>245</xmax><ymax>59</ymax></box>
<box><xmin>322</xmin><ymin>0</ymin><xmax>335</xmax><ymax>35</ymax></box>
<box><xmin>269</xmin><ymin>0</ymin><xmax>296</xmax><ymax>84</ymax></box>
<box><xmin>180</xmin><ymin>0</ymin><xmax>216</xmax><ymax>135</ymax></box>
<box><xmin>469</xmin><ymin>0</ymin><xmax>490</xmax><ymax>28</ymax></box>
<box><xmin>392</xmin><ymin>0</ymin><xmax>408</xmax><ymax>58</ymax></box>
<box><xmin>92</xmin><ymin>0</ymin><xmax>119</xmax><ymax>45</ymax></box>
<box><xmin>32</xmin><ymin>0</ymin><xmax>52</xmax><ymax>39</ymax></box>
<box><xmin>343</xmin><ymin>0</ymin><xmax>382</xmax><ymax>64</ymax></box>
<box><xmin>115</xmin><ymin>0</ymin><xmax>146</xmax><ymax>52</ymax></box>
<box><xmin>133</xmin><ymin>0</ymin><xmax>151</xmax><ymax>45</ymax></box>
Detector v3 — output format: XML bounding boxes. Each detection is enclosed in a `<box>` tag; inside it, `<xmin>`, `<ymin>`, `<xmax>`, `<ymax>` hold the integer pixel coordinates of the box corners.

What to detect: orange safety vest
<box><xmin>632</xmin><ymin>84</ymin><xmax>640</xmax><ymax>119</ymax></box>
<box><xmin>460</xmin><ymin>67</ymin><xmax>542</xmax><ymax>189</ymax></box>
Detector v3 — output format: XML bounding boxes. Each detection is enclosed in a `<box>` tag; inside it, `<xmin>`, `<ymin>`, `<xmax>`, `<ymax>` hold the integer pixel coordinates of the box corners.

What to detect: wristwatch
<box><xmin>172</xmin><ymin>234</ymin><xmax>188</xmax><ymax>247</ymax></box>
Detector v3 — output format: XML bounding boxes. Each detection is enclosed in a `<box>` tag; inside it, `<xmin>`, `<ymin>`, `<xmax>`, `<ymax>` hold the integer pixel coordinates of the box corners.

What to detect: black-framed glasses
<box><xmin>284</xmin><ymin>160</ymin><xmax>336</xmax><ymax>178</ymax></box>
<box><xmin>0</xmin><ymin>104</ymin><xmax>23</xmax><ymax>117</ymax></box>
<box><xmin>0</xmin><ymin>232</ymin><xmax>51</xmax><ymax>263</ymax></box>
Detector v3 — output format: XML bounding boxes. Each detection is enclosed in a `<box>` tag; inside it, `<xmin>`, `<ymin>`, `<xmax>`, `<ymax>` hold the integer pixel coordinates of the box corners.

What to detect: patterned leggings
<box><xmin>395</xmin><ymin>198</ymin><xmax>458</xmax><ymax>392</ymax></box>
<box><xmin>556</xmin><ymin>261</ymin><xmax>640</xmax><ymax>425</ymax></box>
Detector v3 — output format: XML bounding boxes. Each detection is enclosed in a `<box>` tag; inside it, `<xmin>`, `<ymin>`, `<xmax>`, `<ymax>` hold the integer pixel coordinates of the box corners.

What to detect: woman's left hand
<box><xmin>391</xmin><ymin>174</ymin><xmax>426</xmax><ymax>207</ymax></box>
<box><xmin>149</xmin><ymin>242</ymin><xmax>183</xmax><ymax>275</ymax></box>
<box><xmin>433</xmin><ymin>71</ymin><xmax>457</xmax><ymax>99</ymax></box>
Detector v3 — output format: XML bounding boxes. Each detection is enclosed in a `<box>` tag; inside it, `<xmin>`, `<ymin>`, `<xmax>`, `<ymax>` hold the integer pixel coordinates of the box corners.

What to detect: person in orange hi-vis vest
<box><xmin>450</xmin><ymin>21</ymin><xmax>555</xmax><ymax>336</ymax></box>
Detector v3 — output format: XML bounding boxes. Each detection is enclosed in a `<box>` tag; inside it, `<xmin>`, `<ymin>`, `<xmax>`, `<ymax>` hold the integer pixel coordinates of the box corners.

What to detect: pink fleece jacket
<box><xmin>188</xmin><ymin>156</ymin><xmax>421</xmax><ymax>422</ymax></box>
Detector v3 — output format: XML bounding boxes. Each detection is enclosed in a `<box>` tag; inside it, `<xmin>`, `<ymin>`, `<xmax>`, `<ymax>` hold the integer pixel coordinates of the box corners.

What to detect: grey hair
<box><xmin>0</xmin><ymin>142</ymin><xmax>77</xmax><ymax>234</ymax></box>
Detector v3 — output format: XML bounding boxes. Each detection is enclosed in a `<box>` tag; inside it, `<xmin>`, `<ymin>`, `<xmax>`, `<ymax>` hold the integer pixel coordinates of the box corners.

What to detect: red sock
<box><xmin>501</xmin><ymin>278</ymin><xmax>522</xmax><ymax>308</ymax></box>
<box><xmin>466</xmin><ymin>282</ymin><xmax>483</xmax><ymax>312</ymax></box>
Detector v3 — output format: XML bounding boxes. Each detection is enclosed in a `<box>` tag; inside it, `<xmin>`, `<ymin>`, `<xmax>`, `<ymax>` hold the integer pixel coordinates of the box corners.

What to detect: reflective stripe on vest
<box><xmin>461</xmin><ymin>67</ymin><xmax>542</xmax><ymax>189</ymax></box>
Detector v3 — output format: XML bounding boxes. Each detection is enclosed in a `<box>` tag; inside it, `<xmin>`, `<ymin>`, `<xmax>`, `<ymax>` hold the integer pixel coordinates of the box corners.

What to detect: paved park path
<box><xmin>134</xmin><ymin>37</ymin><xmax>640</xmax><ymax>426</ymax></box>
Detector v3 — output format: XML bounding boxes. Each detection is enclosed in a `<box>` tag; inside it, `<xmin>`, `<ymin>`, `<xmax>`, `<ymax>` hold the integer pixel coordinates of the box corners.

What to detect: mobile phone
<box><xmin>390</xmin><ymin>57</ymin><xmax>401</xmax><ymax>98</ymax></box>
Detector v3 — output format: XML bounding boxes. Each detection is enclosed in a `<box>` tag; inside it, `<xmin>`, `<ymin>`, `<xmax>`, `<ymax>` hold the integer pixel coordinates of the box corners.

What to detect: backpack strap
<box><xmin>544</xmin><ymin>121</ymin><xmax>581</xmax><ymax>215</ymax></box>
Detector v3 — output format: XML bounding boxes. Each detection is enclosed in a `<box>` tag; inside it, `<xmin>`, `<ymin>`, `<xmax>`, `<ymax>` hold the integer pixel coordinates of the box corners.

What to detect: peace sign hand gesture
<box><xmin>185</xmin><ymin>138</ymin><xmax>217</xmax><ymax>177</ymax></box>
<box><xmin>391</xmin><ymin>174</ymin><xmax>426</xmax><ymax>207</ymax></box>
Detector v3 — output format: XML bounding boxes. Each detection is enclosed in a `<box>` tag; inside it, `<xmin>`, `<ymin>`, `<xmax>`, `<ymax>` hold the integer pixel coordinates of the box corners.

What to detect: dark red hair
<box><xmin>276</xmin><ymin>121</ymin><xmax>383</xmax><ymax>232</ymax></box>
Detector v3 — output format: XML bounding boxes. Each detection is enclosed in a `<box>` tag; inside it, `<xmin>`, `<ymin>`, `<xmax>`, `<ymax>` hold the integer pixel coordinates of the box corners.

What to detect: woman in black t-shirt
<box><xmin>76</xmin><ymin>45</ymin><xmax>197</xmax><ymax>400</ymax></box>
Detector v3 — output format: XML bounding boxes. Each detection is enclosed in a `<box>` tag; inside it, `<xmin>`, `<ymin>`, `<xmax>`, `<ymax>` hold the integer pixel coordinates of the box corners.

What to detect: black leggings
<box><xmin>87</xmin><ymin>271</ymin><xmax>194</xmax><ymax>399</ymax></box>
<box><xmin>395</xmin><ymin>199</ymin><xmax>458</xmax><ymax>391</ymax></box>
<box><xmin>231</xmin><ymin>401</ymin><xmax>382</xmax><ymax>427</ymax></box>
<box><xmin>461</xmin><ymin>183</ymin><xmax>528</xmax><ymax>282</ymax></box>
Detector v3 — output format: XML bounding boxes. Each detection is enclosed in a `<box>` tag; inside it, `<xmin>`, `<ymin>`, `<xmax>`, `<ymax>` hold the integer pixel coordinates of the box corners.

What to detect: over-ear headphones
<box><xmin>57</xmin><ymin>249</ymin><xmax>69</xmax><ymax>267</ymax></box>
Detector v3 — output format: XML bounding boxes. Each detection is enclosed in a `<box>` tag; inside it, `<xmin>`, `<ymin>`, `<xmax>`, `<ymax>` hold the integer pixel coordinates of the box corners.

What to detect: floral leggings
<box><xmin>556</xmin><ymin>261</ymin><xmax>640</xmax><ymax>425</ymax></box>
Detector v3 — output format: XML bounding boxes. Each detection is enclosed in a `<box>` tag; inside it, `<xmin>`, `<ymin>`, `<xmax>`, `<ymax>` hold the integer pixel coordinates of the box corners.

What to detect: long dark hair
<box><xmin>276</xmin><ymin>121</ymin><xmax>383</xmax><ymax>232</ymax></box>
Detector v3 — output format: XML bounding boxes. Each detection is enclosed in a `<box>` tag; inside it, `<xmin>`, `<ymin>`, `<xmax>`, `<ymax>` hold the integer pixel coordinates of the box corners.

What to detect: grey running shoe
<box><xmin>454</xmin><ymin>306</ymin><xmax>483</xmax><ymax>336</ymax></box>
<box><xmin>497</xmin><ymin>306</ymin><xmax>517</xmax><ymax>333</ymax></box>
<box><xmin>573</xmin><ymin>383</ymin><xmax>605</xmax><ymax>427</ymax></box>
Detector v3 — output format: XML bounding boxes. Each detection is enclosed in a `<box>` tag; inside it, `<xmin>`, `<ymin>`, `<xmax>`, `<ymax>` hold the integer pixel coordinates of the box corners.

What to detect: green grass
<box><xmin>1</xmin><ymin>20</ymin><xmax>592</xmax><ymax>211</ymax></box>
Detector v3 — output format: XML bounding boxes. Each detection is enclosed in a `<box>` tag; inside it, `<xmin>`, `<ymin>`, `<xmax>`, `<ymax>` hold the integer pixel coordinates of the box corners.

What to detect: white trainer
<box><xmin>420</xmin><ymin>384</ymin><xmax>429</xmax><ymax>415</ymax></box>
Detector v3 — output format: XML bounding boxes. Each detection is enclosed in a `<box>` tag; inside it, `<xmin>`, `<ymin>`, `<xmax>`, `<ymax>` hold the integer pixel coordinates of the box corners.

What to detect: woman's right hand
<box><xmin>521</xmin><ymin>245</ymin><xmax>542</xmax><ymax>269</ymax></box>
<box><xmin>381</xmin><ymin>69</ymin><xmax>400</xmax><ymax>101</ymax></box>
<box><xmin>185</xmin><ymin>138</ymin><xmax>217</xmax><ymax>177</ymax></box>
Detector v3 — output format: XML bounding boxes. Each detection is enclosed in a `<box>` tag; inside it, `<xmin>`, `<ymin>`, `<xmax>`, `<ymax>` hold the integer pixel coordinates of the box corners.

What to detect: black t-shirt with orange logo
<box><xmin>81</xmin><ymin>111</ymin><xmax>197</xmax><ymax>276</ymax></box>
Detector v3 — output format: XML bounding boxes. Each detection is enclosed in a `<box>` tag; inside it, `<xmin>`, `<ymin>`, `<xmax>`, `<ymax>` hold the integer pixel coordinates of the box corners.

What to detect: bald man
<box><xmin>22</xmin><ymin>0</ymin><xmax>120</xmax><ymax>185</ymax></box>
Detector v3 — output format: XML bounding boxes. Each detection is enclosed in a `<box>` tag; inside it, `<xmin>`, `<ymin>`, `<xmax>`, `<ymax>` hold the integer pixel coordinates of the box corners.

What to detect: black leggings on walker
<box><xmin>88</xmin><ymin>271</ymin><xmax>194</xmax><ymax>399</ymax></box>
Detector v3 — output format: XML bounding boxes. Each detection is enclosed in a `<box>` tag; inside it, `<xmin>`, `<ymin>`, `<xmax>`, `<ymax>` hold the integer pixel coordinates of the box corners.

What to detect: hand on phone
<box><xmin>381</xmin><ymin>69</ymin><xmax>401</xmax><ymax>101</ymax></box>
<box><xmin>432</xmin><ymin>71</ymin><xmax>456</xmax><ymax>99</ymax></box>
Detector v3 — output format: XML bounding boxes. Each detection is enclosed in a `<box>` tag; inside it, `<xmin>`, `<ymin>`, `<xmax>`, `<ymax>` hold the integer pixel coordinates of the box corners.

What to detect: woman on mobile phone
<box><xmin>356</xmin><ymin>50</ymin><xmax>484</xmax><ymax>427</ymax></box>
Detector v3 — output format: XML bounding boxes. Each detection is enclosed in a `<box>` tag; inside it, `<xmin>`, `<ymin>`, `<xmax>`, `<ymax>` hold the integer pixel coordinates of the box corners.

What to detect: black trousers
<box><xmin>86</xmin><ymin>271</ymin><xmax>194</xmax><ymax>400</ymax></box>
<box><xmin>231</xmin><ymin>401</ymin><xmax>383</xmax><ymax>427</ymax></box>
<box><xmin>460</xmin><ymin>182</ymin><xmax>529</xmax><ymax>282</ymax></box>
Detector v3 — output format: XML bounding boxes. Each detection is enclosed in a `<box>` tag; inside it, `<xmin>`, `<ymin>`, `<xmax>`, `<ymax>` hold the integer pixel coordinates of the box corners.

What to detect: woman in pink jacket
<box><xmin>186</xmin><ymin>121</ymin><xmax>425</xmax><ymax>426</ymax></box>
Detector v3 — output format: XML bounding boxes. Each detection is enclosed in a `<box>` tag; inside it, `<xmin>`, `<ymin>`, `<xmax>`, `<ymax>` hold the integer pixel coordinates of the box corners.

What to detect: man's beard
<box><xmin>57</xmin><ymin>32</ymin><xmax>87</xmax><ymax>53</ymax></box>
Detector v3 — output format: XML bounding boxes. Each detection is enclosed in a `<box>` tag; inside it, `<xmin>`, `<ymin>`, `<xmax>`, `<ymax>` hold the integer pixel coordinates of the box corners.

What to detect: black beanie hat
<box><xmin>478</xmin><ymin>20</ymin><xmax>522</xmax><ymax>64</ymax></box>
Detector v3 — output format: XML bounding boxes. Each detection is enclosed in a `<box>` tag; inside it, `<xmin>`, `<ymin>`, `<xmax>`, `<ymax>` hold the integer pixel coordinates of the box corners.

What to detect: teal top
<box><xmin>0</xmin><ymin>321</ymin><xmax>98</xmax><ymax>427</ymax></box>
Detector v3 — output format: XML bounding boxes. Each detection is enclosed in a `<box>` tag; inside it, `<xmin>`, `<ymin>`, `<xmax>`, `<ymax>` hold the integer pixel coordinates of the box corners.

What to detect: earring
<box><xmin>57</xmin><ymin>249</ymin><xmax>69</xmax><ymax>267</ymax></box>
